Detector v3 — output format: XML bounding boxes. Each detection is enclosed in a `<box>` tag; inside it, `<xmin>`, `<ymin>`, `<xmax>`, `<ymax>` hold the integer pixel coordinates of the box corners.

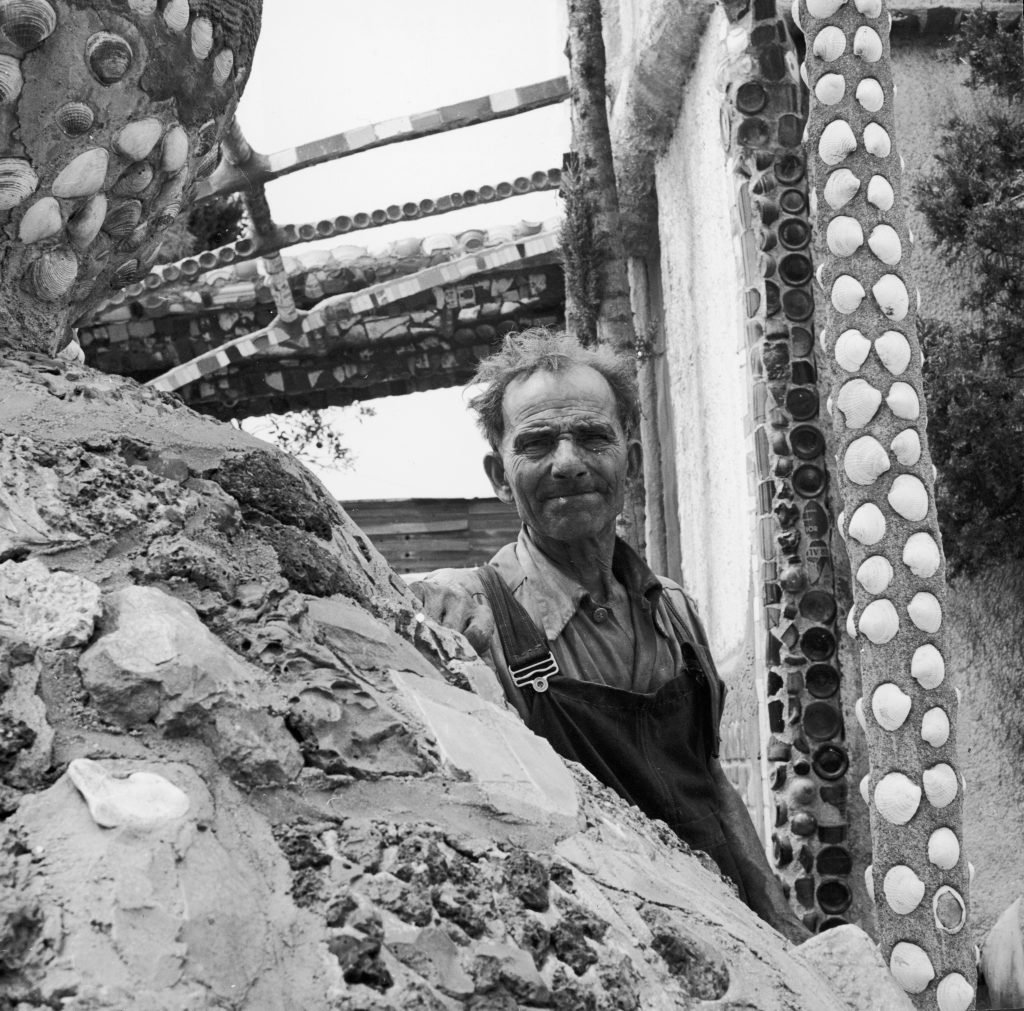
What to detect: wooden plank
<box><xmin>357</xmin><ymin>519</ymin><xmax>469</xmax><ymax>536</ymax></box>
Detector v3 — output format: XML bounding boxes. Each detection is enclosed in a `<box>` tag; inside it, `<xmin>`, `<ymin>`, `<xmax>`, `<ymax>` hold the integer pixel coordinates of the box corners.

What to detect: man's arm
<box><xmin>709</xmin><ymin>758</ymin><xmax>812</xmax><ymax>944</ymax></box>
<box><xmin>407</xmin><ymin>570</ymin><xmax>496</xmax><ymax>656</ymax></box>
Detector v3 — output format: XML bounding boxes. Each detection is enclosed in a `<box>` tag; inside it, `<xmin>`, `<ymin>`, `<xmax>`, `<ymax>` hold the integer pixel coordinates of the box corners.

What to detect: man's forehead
<box><xmin>502</xmin><ymin>365</ymin><xmax>618</xmax><ymax>422</ymax></box>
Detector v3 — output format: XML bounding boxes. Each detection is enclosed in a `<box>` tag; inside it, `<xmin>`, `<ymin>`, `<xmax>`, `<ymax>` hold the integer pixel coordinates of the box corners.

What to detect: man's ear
<box><xmin>484</xmin><ymin>452</ymin><xmax>514</xmax><ymax>505</ymax></box>
<box><xmin>627</xmin><ymin>439</ymin><xmax>643</xmax><ymax>481</ymax></box>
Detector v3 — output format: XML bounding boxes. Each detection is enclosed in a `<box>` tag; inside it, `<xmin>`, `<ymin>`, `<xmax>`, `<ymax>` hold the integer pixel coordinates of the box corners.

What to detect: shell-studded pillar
<box><xmin>0</xmin><ymin>0</ymin><xmax>261</xmax><ymax>352</ymax></box>
<box><xmin>794</xmin><ymin>0</ymin><xmax>975</xmax><ymax>1007</ymax></box>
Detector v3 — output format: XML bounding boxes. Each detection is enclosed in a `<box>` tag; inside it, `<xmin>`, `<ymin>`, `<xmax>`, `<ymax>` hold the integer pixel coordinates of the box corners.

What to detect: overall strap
<box><xmin>475</xmin><ymin>565</ymin><xmax>560</xmax><ymax>693</ymax></box>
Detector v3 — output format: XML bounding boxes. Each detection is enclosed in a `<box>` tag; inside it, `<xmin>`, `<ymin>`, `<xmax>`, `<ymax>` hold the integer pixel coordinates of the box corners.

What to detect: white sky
<box><xmin>236</xmin><ymin>0</ymin><xmax>570</xmax><ymax>500</ymax></box>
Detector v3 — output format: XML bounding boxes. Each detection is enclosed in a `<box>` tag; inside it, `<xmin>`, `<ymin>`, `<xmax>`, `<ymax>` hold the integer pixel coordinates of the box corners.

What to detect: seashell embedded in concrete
<box><xmin>855</xmin><ymin>695</ymin><xmax>867</xmax><ymax>732</ymax></box>
<box><xmin>860</xmin><ymin>773</ymin><xmax>871</xmax><ymax>806</ymax></box>
<box><xmin>863</xmin><ymin>122</ymin><xmax>892</xmax><ymax>158</ymax></box>
<box><xmin>212</xmin><ymin>47</ymin><xmax>234</xmax><ymax>86</ymax></box>
<box><xmin>921</xmin><ymin>707</ymin><xmax>950</xmax><ymax>747</ymax></box>
<box><xmin>162</xmin><ymin>0</ymin><xmax>189</xmax><ymax>32</ymax></box>
<box><xmin>190</xmin><ymin>16</ymin><xmax>212</xmax><ymax>58</ymax></box>
<box><xmin>846</xmin><ymin>605</ymin><xmax>857</xmax><ymax>638</ymax></box>
<box><xmin>55</xmin><ymin>100</ymin><xmax>95</xmax><ymax>136</ymax></box>
<box><xmin>18</xmin><ymin>195</ymin><xmax>61</xmax><ymax>243</ymax></box>
<box><xmin>161</xmin><ymin>125</ymin><xmax>188</xmax><ymax>173</ymax></box>
<box><xmin>873</xmin><ymin>273</ymin><xmax>910</xmax><ymax>321</ymax></box>
<box><xmin>836</xmin><ymin>377</ymin><xmax>882</xmax><ymax>428</ymax></box>
<box><xmin>875</xmin><ymin>328</ymin><xmax>911</xmax><ymax>374</ymax></box>
<box><xmin>875</xmin><ymin>772</ymin><xmax>921</xmax><ymax>825</ymax></box>
<box><xmin>844</xmin><ymin>435</ymin><xmax>890</xmax><ymax>485</ymax></box>
<box><xmin>67</xmin><ymin>757</ymin><xmax>190</xmax><ymax>828</ymax></box>
<box><xmin>831</xmin><ymin>274</ymin><xmax>866</xmax><ymax>314</ymax></box>
<box><xmin>857</xmin><ymin>554</ymin><xmax>894</xmax><ymax>595</ymax></box>
<box><xmin>31</xmin><ymin>245</ymin><xmax>78</xmax><ymax>300</ymax></box>
<box><xmin>867</xmin><ymin>223</ymin><xmax>901</xmax><ymax>265</ymax></box>
<box><xmin>805</xmin><ymin>0</ymin><xmax>846</xmax><ymax>17</ymax></box>
<box><xmin>66</xmin><ymin>192</ymin><xmax>106</xmax><ymax>249</ymax></box>
<box><xmin>826</xmin><ymin>215</ymin><xmax>863</xmax><ymax>256</ymax></box>
<box><xmin>114</xmin><ymin>117</ymin><xmax>163</xmax><ymax>161</ymax></box>
<box><xmin>867</xmin><ymin>173</ymin><xmax>895</xmax><ymax>210</ymax></box>
<box><xmin>52</xmin><ymin>147</ymin><xmax>108</xmax><ymax>198</ymax></box>
<box><xmin>883</xmin><ymin>864</ymin><xmax>925</xmax><ymax>914</ymax></box>
<box><xmin>853</xmin><ymin>24</ymin><xmax>884</xmax><ymax>62</ymax></box>
<box><xmin>0</xmin><ymin>0</ymin><xmax>56</xmax><ymax>51</ymax></box>
<box><xmin>864</xmin><ymin>864</ymin><xmax>875</xmax><ymax>903</ymax></box>
<box><xmin>859</xmin><ymin>598</ymin><xmax>899</xmax><ymax>644</ymax></box>
<box><xmin>935</xmin><ymin>971</ymin><xmax>973</xmax><ymax>1011</ymax></box>
<box><xmin>0</xmin><ymin>53</ymin><xmax>23</xmax><ymax>102</ymax></box>
<box><xmin>799</xmin><ymin>59</ymin><xmax>808</xmax><ymax>86</ymax></box>
<box><xmin>855</xmin><ymin>77</ymin><xmax>884</xmax><ymax>112</ymax></box>
<box><xmin>0</xmin><ymin>156</ymin><xmax>38</xmax><ymax>210</ymax></box>
<box><xmin>872</xmin><ymin>682</ymin><xmax>911</xmax><ymax>731</ymax></box>
<box><xmin>813</xmin><ymin>25</ymin><xmax>846</xmax><ymax>61</ymax></box>
<box><xmin>886</xmin><ymin>381</ymin><xmax>920</xmax><ymax>420</ymax></box>
<box><xmin>86</xmin><ymin>31</ymin><xmax>133</xmax><ymax>85</ymax></box>
<box><xmin>855</xmin><ymin>0</ymin><xmax>882</xmax><ymax>14</ymax></box>
<box><xmin>112</xmin><ymin>161</ymin><xmax>154</xmax><ymax>196</ymax></box>
<box><xmin>835</xmin><ymin>328</ymin><xmax>871</xmax><ymax>371</ymax></box>
<box><xmin>818</xmin><ymin>119</ymin><xmax>857</xmax><ymax>165</ymax></box>
<box><xmin>823</xmin><ymin>167</ymin><xmax>861</xmax><ymax>209</ymax></box>
<box><xmin>102</xmin><ymin>198</ymin><xmax>142</xmax><ymax>239</ymax></box>
<box><xmin>903</xmin><ymin>531</ymin><xmax>941</xmax><ymax>577</ymax></box>
<box><xmin>890</xmin><ymin>428</ymin><xmax>921</xmax><ymax>466</ymax></box>
<box><xmin>888</xmin><ymin>473</ymin><xmax>929</xmax><ymax>521</ymax></box>
<box><xmin>815</xmin><ymin>73</ymin><xmax>846</xmax><ymax>106</ymax></box>
<box><xmin>911</xmin><ymin>643</ymin><xmax>945</xmax><ymax>689</ymax></box>
<box><xmin>928</xmin><ymin>827</ymin><xmax>960</xmax><ymax>869</ymax></box>
<box><xmin>923</xmin><ymin>762</ymin><xmax>958</xmax><ymax>808</ymax></box>
<box><xmin>909</xmin><ymin>592</ymin><xmax>942</xmax><ymax>634</ymax></box>
<box><xmin>848</xmin><ymin>501</ymin><xmax>886</xmax><ymax>544</ymax></box>
<box><xmin>890</xmin><ymin>942</ymin><xmax>936</xmax><ymax>994</ymax></box>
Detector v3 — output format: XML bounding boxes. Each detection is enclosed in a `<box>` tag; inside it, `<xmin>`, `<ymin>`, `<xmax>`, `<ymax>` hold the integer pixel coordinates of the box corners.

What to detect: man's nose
<box><xmin>550</xmin><ymin>436</ymin><xmax>587</xmax><ymax>477</ymax></box>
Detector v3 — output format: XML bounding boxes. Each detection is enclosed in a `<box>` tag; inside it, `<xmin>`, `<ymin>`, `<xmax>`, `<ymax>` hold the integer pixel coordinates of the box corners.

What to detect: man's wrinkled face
<box><xmin>484</xmin><ymin>365</ymin><xmax>640</xmax><ymax>545</ymax></box>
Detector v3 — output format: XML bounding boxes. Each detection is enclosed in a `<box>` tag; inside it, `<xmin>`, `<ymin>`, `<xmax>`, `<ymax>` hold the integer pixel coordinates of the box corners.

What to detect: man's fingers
<box><xmin>463</xmin><ymin>609</ymin><xmax>495</xmax><ymax>655</ymax></box>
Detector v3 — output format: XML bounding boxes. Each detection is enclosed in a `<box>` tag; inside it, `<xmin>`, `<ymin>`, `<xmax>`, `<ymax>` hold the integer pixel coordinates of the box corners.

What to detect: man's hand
<box><xmin>409</xmin><ymin>579</ymin><xmax>495</xmax><ymax>657</ymax></box>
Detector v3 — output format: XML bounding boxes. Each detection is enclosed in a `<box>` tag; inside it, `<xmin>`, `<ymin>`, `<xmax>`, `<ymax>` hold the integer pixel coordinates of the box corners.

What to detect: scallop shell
<box><xmin>813</xmin><ymin>25</ymin><xmax>846</xmax><ymax>61</ymax></box>
<box><xmin>55</xmin><ymin>100</ymin><xmax>94</xmax><ymax>137</ymax></box>
<box><xmin>911</xmin><ymin>643</ymin><xmax>945</xmax><ymax>689</ymax></box>
<box><xmin>853</xmin><ymin>25</ymin><xmax>883</xmax><ymax>61</ymax></box>
<box><xmin>864</xmin><ymin>122</ymin><xmax>892</xmax><ymax>158</ymax></box>
<box><xmin>193</xmin><ymin>142</ymin><xmax>220</xmax><ymax>179</ymax></box>
<box><xmin>819</xmin><ymin>119</ymin><xmax>857</xmax><ymax>165</ymax></box>
<box><xmin>0</xmin><ymin>0</ymin><xmax>56</xmax><ymax>51</ymax></box>
<box><xmin>66</xmin><ymin>193</ymin><xmax>107</xmax><ymax>249</ymax></box>
<box><xmin>844</xmin><ymin>435</ymin><xmax>890</xmax><ymax>485</ymax></box>
<box><xmin>112</xmin><ymin>161</ymin><xmax>154</xmax><ymax>197</ymax></box>
<box><xmin>904</xmin><ymin>531</ymin><xmax>941</xmax><ymax>577</ymax></box>
<box><xmin>883</xmin><ymin>864</ymin><xmax>925</xmax><ymax>914</ymax></box>
<box><xmin>67</xmin><ymin>757</ymin><xmax>190</xmax><ymax>829</ymax></box>
<box><xmin>115</xmin><ymin>117</ymin><xmax>163</xmax><ymax>161</ymax></box>
<box><xmin>857</xmin><ymin>554</ymin><xmax>894</xmax><ymax>595</ymax></box>
<box><xmin>875</xmin><ymin>772</ymin><xmax>921</xmax><ymax>825</ymax></box>
<box><xmin>162</xmin><ymin>0</ymin><xmax>189</xmax><ymax>32</ymax></box>
<box><xmin>102</xmin><ymin>199</ymin><xmax>142</xmax><ymax>239</ymax></box>
<box><xmin>873</xmin><ymin>273</ymin><xmax>910</xmax><ymax>321</ymax></box>
<box><xmin>872</xmin><ymin>682</ymin><xmax>911</xmax><ymax>731</ymax></box>
<box><xmin>855</xmin><ymin>696</ymin><xmax>867</xmax><ymax>732</ymax></box>
<box><xmin>888</xmin><ymin>473</ymin><xmax>929</xmax><ymax>521</ymax></box>
<box><xmin>0</xmin><ymin>54</ymin><xmax>23</xmax><ymax>102</ymax></box>
<box><xmin>855</xmin><ymin>0</ymin><xmax>882</xmax><ymax>14</ymax></box>
<box><xmin>923</xmin><ymin>762</ymin><xmax>958</xmax><ymax>807</ymax></box>
<box><xmin>805</xmin><ymin>0</ymin><xmax>846</xmax><ymax>16</ymax></box>
<box><xmin>836</xmin><ymin>378</ymin><xmax>882</xmax><ymax>428</ymax></box>
<box><xmin>875</xmin><ymin>329</ymin><xmax>911</xmax><ymax>374</ymax></box>
<box><xmin>886</xmin><ymin>381</ymin><xmax>920</xmax><ymax>420</ymax></box>
<box><xmin>87</xmin><ymin>31</ymin><xmax>133</xmax><ymax>86</ymax></box>
<box><xmin>31</xmin><ymin>245</ymin><xmax>78</xmax><ymax>300</ymax></box>
<box><xmin>823</xmin><ymin>167</ymin><xmax>861</xmax><ymax>210</ymax></box>
<box><xmin>110</xmin><ymin>256</ymin><xmax>141</xmax><ymax>288</ymax></box>
<box><xmin>867</xmin><ymin>174</ymin><xmax>894</xmax><ymax>210</ymax></box>
<box><xmin>921</xmin><ymin>707</ymin><xmax>950</xmax><ymax>748</ymax></box>
<box><xmin>190</xmin><ymin>15</ymin><xmax>212</xmax><ymax>58</ymax></box>
<box><xmin>867</xmin><ymin>224</ymin><xmax>901</xmax><ymax>265</ymax></box>
<box><xmin>52</xmin><ymin>147</ymin><xmax>108</xmax><ymax>199</ymax></box>
<box><xmin>891</xmin><ymin>428</ymin><xmax>921</xmax><ymax>466</ymax></box>
<box><xmin>928</xmin><ymin>827</ymin><xmax>960</xmax><ymax>869</ymax></box>
<box><xmin>908</xmin><ymin>592</ymin><xmax>942</xmax><ymax>634</ymax></box>
<box><xmin>212</xmin><ymin>47</ymin><xmax>234</xmax><ymax>86</ymax></box>
<box><xmin>859</xmin><ymin>598</ymin><xmax>899</xmax><ymax>644</ymax></box>
<box><xmin>890</xmin><ymin>942</ymin><xmax>935</xmax><ymax>994</ymax></box>
<box><xmin>161</xmin><ymin>125</ymin><xmax>188</xmax><ymax>173</ymax></box>
<box><xmin>856</xmin><ymin>77</ymin><xmax>884</xmax><ymax>112</ymax></box>
<box><xmin>18</xmin><ymin>195</ymin><xmax>61</xmax><ymax>243</ymax></box>
<box><xmin>848</xmin><ymin>502</ymin><xmax>886</xmax><ymax>545</ymax></box>
<box><xmin>835</xmin><ymin>328</ymin><xmax>871</xmax><ymax>371</ymax></box>
<box><xmin>859</xmin><ymin>773</ymin><xmax>871</xmax><ymax>806</ymax></box>
<box><xmin>826</xmin><ymin>215</ymin><xmax>863</xmax><ymax>257</ymax></box>
<box><xmin>864</xmin><ymin>864</ymin><xmax>874</xmax><ymax>903</ymax></box>
<box><xmin>936</xmin><ymin>971</ymin><xmax>973</xmax><ymax>1011</ymax></box>
<box><xmin>814</xmin><ymin>73</ymin><xmax>846</xmax><ymax>106</ymax></box>
<box><xmin>0</xmin><ymin>156</ymin><xmax>38</xmax><ymax>210</ymax></box>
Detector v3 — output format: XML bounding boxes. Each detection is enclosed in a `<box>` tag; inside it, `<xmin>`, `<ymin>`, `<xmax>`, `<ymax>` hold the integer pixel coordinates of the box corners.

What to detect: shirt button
<box><xmin>592</xmin><ymin>607</ymin><xmax>608</xmax><ymax>623</ymax></box>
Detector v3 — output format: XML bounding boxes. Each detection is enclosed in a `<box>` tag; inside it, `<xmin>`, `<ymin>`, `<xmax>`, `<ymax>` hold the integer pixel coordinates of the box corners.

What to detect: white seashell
<box><xmin>891</xmin><ymin>429</ymin><xmax>922</xmax><ymax>466</ymax></box>
<box><xmin>190</xmin><ymin>15</ymin><xmax>212</xmax><ymax>58</ymax></box>
<box><xmin>836</xmin><ymin>378</ymin><xmax>882</xmax><ymax>428</ymax></box>
<box><xmin>886</xmin><ymin>381</ymin><xmax>920</xmax><ymax>420</ymax></box>
<box><xmin>791</xmin><ymin>0</ymin><xmax>802</xmax><ymax>31</ymax></box>
<box><xmin>806</xmin><ymin>0</ymin><xmax>846</xmax><ymax>16</ymax></box>
<box><xmin>68</xmin><ymin>757</ymin><xmax>190</xmax><ymax>829</ymax></box>
<box><xmin>923</xmin><ymin>762</ymin><xmax>958</xmax><ymax>807</ymax></box>
<box><xmin>867</xmin><ymin>174</ymin><xmax>895</xmax><ymax>210</ymax></box>
<box><xmin>844</xmin><ymin>435</ymin><xmax>890</xmax><ymax>485</ymax></box>
<box><xmin>883</xmin><ymin>864</ymin><xmax>925</xmax><ymax>914</ymax></box>
<box><xmin>928</xmin><ymin>827</ymin><xmax>960</xmax><ymax>869</ymax></box>
<box><xmin>52</xmin><ymin>147</ymin><xmax>109</xmax><ymax>198</ymax></box>
<box><xmin>0</xmin><ymin>53</ymin><xmax>23</xmax><ymax>103</ymax></box>
<box><xmin>859</xmin><ymin>598</ymin><xmax>899</xmax><ymax>644</ymax></box>
<box><xmin>855</xmin><ymin>0</ymin><xmax>882</xmax><ymax>14</ymax></box>
<box><xmin>868</xmin><ymin>224</ymin><xmax>902</xmax><ymax>265</ymax></box>
<box><xmin>18</xmin><ymin>195</ymin><xmax>61</xmax><ymax>243</ymax></box>
<box><xmin>66</xmin><ymin>192</ymin><xmax>106</xmax><ymax>249</ymax></box>
<box><xmin>909</xmin><ymin>592</ymin><xmax>942</xmax><ymax>633</ymax></box>
<box><xmin>936</xmin><ymin>971</ymin><xmax>973</xmax><ymax>1010</ymax></box>
<box><xmin>819</xmin><ymin>119</ymin><xmax>857</xmax><ymax>165</ymax></box>
<box><xmin>162</xmin><ymin>0</ymin><xmax>189</xmax><ymax>32</ymax></box>
<box><xmin>863</xmin><ymin>122</ymin><xmax>892</xmax><ymax>158</ymax></box>
<box><xmin>826</xmin><ymin>215</ymin><xmax>863</xmax><ymax>256</ymax></box>
<box><xmin>115</xmin><ymin>117</ymin><xmax>163</xmax><ymax>161</ymax></box>
<box><xmin>969</xmin><ymin>862</ymin><xmax>975</xmax><ymax>884</ymax></box>
<box><xmin>212</xmin><ymin>47</ymin><xmax>234</xmax><ymax>87</ymax></box>
<box><xmin>890</xmin><ymin>942</ymin><xmax>935</xmax><ymax>994</ymax></box>
<box><xmin>835</xmin><ymin>328</ymin><xmax>871</xmax><ymax>371</ymax></box>
<box><xmin>31</xmin><ymin>245</ymin><xmax>78</xmax><ymax>300</ymax></box>
<box><xmin>888</xmin><ymin>474</ymin><xmax>929</xmax><ymax>521</ymax></box>
<box><xmin>856</xmin><ymin>77</ymin><xmax>884</xmax><ymax>112</ymax></box>
<box><xmin>848</xmin><ymin>502</ymin><xmax>886</xmax><ymax>545</ymax></box>
<box><xmin>903</xmin><ymin>531</ymin><xmax>941</xmax><ymax>577</ymax></box>
<box><xmin>876</xmin><ymin>773</ymin><xmax>922</xmax><ymax>827</ymax></box>
<box><xmin>815</xmin><ymin>72</ymin><xmax>846</xmax><ymax>106</ymax></box>
<box><xmin>864</xmin><ymin>864</ymin><xmax>874</xmax><ymax>903</ymax></box>
<box><xmin>799</xmin><ymin>59</ymin><xmax>808</xmax><ymax>87</ymax></box>
<box><xmin>857</xmin><ymin>554</ymin><xmax>894</xmax><ymax>595</ymax></box>
<box><xmin>161</xmin><ymin>125</ymin><xmax>188</xmax><ymax>173</ymax></box>
<box><xmin>846</xmin><ymin>605</ymin><xmax>857</xmax><ymax>639</ymax></box>
<box><xmin>911</xmin><ymin>643</ymin><xmax>945</xmax><ymax>689</ymax></box>
<box><xmin>853</xmin><ymin>25</ymin><xmax>884</xmax><ymax>62</ymax></box>
<box><xmin>921</xmin><ymin>707</ymin><xmax>950</xmax><ymax>747</ymax></box>
<box><xmin>832</xmin><ymin>274</ymin><xmax>866</xmax><ymax>314</ymax></box>
<box><xmin>813</xmin><ymin>25</ymin><xmax>846</xmax><ymax>61</ymax></box>
<box><xmin>872</xmin><ymin>682</ymin><xmax>911</xmax><ymax>730</ymax></box>
<box><xmin>855</xmin><ymin>696</ymin><xmax>867</xmax><ymax>732</ymax></box>
<box><xmin>873</xmin><ymin>273</ymin><xmax>910</xmax><ymax>321</ymax></box>
<box><xmin>875</xmin><ymin>329</ymin><xmax>911</xmax><ymax>374</ymax></box>
<box><xmin>815</xmin><ymin>263</ymin><xmax>827</xmax><ymax>290</ymax></box>
<box><xmin>823</xmin><ymin>167</ymin><xmax>861</xmax><ymax>210</ymax></box>
<box><xmin>860</xmin><ymin>773</ymin><xmax>870</xmax><ymax>806</ymax></box>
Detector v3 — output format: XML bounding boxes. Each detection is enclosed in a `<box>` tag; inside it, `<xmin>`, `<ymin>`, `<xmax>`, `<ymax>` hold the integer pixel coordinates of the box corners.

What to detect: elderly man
<box><xmin>413</xmin><ymin>329</ymin><xmax>806</xmax><ymax>942</ymax></box>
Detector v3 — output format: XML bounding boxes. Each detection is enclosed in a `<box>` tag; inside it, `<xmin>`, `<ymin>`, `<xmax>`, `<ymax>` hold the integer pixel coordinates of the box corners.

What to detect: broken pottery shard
<box><xmin>67</xmin><ymin>757</ymin><xmax>189</xmax><ymax>829</ymax></box>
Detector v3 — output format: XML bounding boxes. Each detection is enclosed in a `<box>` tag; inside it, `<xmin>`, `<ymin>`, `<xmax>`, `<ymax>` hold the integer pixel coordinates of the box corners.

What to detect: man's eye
<box><xmin>580</xmin><ymin>432</ymin><xmax>613</xmax><ymax>448</ymax></box>
<box><xmin>519</xmin><ymin>437</ymin><xmax>553</xmax><ymax>455</ymax></box>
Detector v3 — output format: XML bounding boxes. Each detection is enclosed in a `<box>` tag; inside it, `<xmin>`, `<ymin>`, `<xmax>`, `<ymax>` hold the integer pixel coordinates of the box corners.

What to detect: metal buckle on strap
<box><xmin>508</xmin><ymin>652</ymin><xmax>559</xmax><ymax>693</ymax></box>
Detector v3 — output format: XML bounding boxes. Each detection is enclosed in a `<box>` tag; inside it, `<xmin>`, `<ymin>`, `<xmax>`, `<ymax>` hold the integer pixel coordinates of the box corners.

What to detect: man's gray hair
<box><xmin>468</xmin><ymin>329</ymin><xmax>640</xmax><ymax>450</ymax></box>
